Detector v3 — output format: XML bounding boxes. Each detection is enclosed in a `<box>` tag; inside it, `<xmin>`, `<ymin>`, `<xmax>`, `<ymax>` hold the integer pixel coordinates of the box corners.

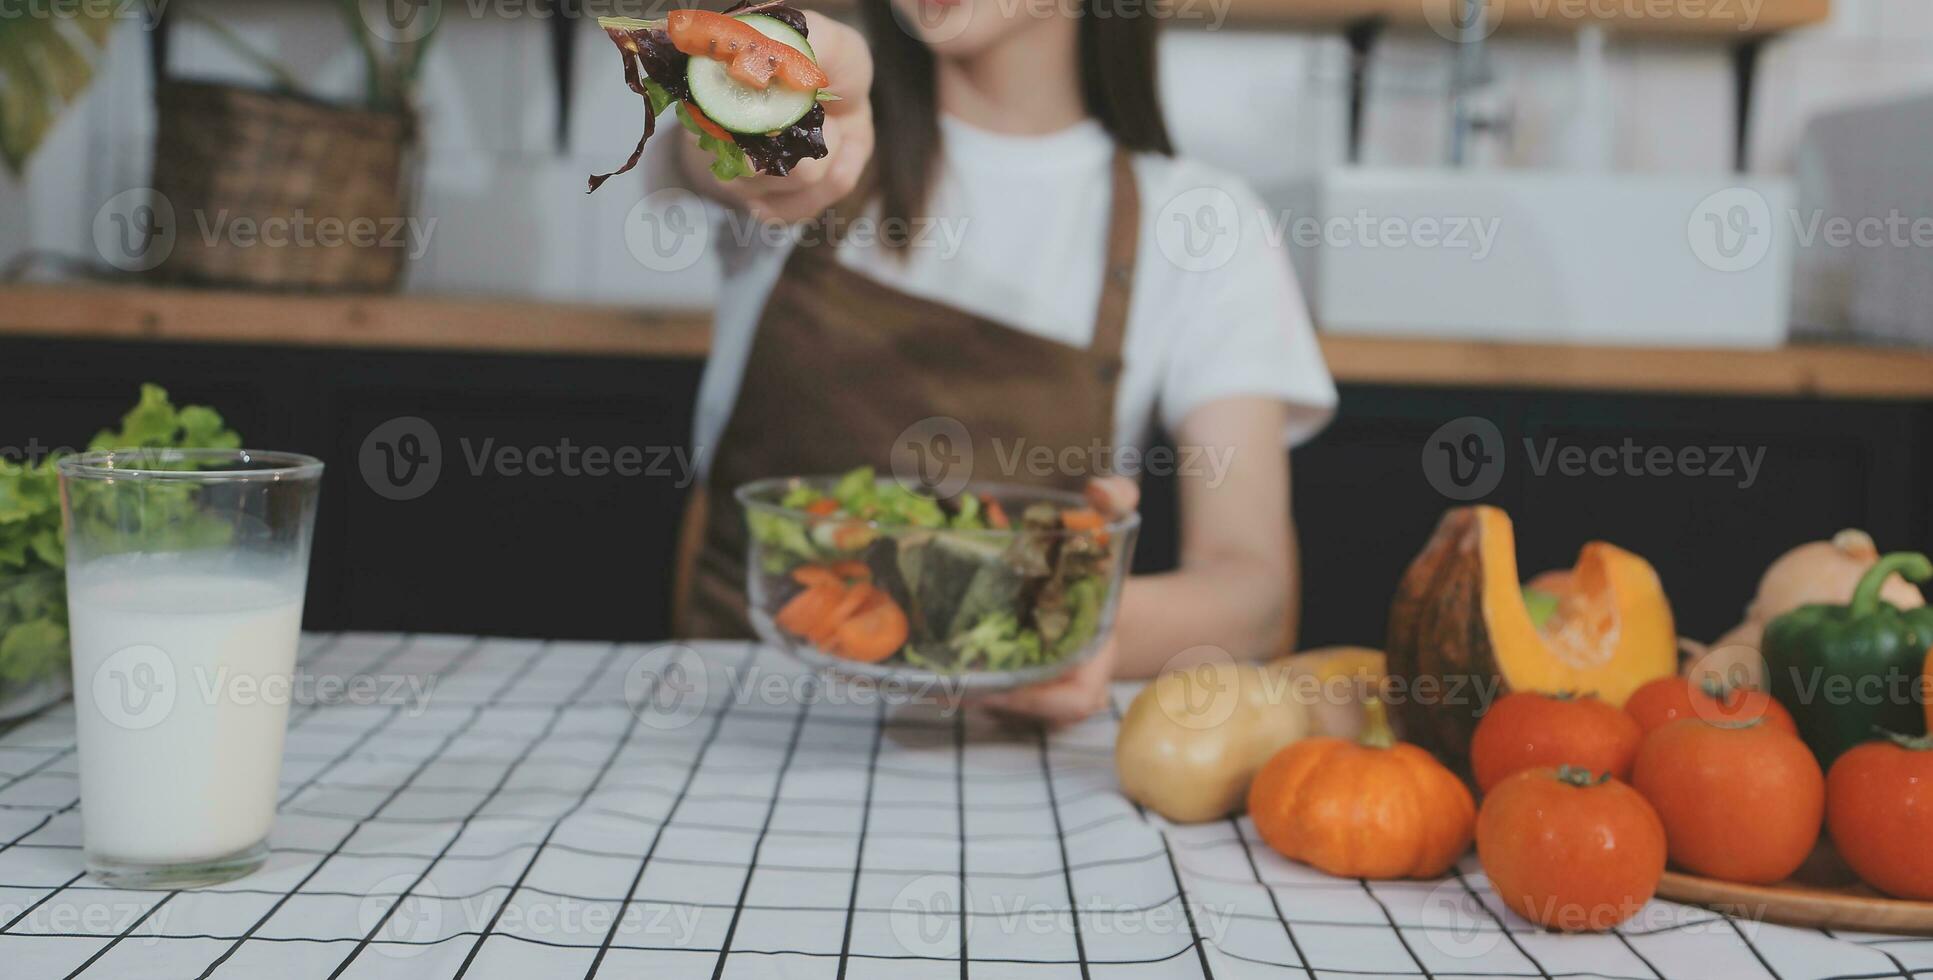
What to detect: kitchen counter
<box><xmin>0</xmin><ymin>633</ymin><xmax>1923</xmax><ymax>978</ymax></box>
<box><xmin>5</xmin><ymin>283</ymin><xmax>1933</xmax><ymax>401</ymax></box>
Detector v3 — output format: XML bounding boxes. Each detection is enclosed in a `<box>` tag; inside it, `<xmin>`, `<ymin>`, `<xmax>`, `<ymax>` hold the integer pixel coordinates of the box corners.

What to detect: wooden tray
<box><xmin>1657</xmin><ymin>842</ymin><xmax>1933</xmax><ymax>935</ymax></box>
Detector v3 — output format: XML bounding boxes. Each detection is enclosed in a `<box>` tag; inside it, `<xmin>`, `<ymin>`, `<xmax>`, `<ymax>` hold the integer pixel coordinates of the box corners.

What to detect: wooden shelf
<box><xmin>1183</xmin><ymin>0</ymin><xmax>1828</xmax><ymax>35</ymax></box>
<box><xmin>4</xmin><ymin>283</ymin><xmax>1931</xmax><ymax>400</ymax></box>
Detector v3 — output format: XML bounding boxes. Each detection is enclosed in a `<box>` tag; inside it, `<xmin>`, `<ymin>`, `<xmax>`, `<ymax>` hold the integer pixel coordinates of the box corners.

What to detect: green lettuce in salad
<box><xmin>751</xmin><ymin>466</ymin><xmax>1118</xmax><ymax>673</ymax></box>
<box><xmin>0</xmin><ymin>385</ymin><xmax>240</xmax><ymax>683</ymax></box>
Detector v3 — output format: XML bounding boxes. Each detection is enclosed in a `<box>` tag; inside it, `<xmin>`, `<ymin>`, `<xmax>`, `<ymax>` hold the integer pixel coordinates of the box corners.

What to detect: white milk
<box><xmin>67</xmin><ymin>556</ymin><xmax>305</xmax><ymax>866</ymax></box>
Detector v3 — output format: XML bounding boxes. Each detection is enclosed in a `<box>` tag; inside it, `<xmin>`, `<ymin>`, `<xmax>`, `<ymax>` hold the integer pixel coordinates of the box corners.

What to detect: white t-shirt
<box><xmin>692</xmin><ymin>115</ymin><xmax>1337</xmax><ymax>469</ymax></box>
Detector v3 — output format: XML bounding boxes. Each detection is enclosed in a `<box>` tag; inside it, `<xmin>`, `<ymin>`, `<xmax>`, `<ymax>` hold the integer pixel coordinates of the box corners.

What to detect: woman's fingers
<box><xmin>740</xmin><ymin>14</ymin><xmax>873</xmax><ymax>223</ymax></box>
<box><xmin>973</xmin><ymin>637</ymin><xmax>1118</xmax><ymax>727</ymax></box>
<box><xmin>1085</xmin><ymin>476</ymin><xmax>1140</xmax><ymax>518</ymax></box>
<box><xmin>806</xmin><ymin>12</ymin><xmax>873</xmax><ymax>115</ymax></box>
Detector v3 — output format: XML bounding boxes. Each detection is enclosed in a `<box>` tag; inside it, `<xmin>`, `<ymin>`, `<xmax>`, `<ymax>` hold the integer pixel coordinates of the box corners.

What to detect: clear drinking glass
<box><xmin>56</xmin><ymin>448</ymin><xmax>323</xmax><ymax>888</ymax></box>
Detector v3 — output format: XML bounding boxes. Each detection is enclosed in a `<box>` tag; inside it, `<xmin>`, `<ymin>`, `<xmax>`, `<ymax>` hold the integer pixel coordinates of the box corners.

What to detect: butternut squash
<box><xmin>1385</xmin><ymin>506</ymin><xmax>1677</xmax><ymax>775</ymax></box>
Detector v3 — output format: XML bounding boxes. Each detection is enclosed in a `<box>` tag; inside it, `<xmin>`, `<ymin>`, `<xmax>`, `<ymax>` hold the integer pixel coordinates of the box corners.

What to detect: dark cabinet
<box><xmin>4</xmin><ymin>337</ymin><xmax>1928</xmax><ymax>649</ymax></box>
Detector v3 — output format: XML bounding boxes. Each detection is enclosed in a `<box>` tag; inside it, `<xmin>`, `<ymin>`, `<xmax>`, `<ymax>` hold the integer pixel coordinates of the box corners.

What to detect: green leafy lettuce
<box><xmin>0</xmin><ymin>385</ymin><xmax>240</xmax><ymax>682</ymax></box>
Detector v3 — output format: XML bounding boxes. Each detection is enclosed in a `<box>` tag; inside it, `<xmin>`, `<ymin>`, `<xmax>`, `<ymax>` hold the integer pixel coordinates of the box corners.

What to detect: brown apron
<box><xmin>675</xmin><ymin>150</ymin><xmax>1141</xmax><ymax>638</ymax></box>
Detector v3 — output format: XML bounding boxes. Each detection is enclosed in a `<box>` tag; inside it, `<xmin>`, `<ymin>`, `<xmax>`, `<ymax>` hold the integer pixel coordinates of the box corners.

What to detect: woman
<box><xmin>668</xmin><ymin>0</ymin><xmax>1336</xmax><ymax>723</ymax></box>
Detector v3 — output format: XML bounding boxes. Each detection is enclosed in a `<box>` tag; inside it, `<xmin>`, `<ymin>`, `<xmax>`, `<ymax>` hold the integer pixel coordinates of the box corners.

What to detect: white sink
<box><xmin>1270</xmin><ymin>169</ymin><xmax>1797</xmax><ymax>348</ymax></box>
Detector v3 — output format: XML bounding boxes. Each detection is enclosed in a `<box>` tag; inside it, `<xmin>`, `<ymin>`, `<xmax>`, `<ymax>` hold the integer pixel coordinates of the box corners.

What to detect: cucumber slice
<box><xmin>685</xmin><ymin>15</ymin><xmax>820</xmax><ymax>136</ymax></box>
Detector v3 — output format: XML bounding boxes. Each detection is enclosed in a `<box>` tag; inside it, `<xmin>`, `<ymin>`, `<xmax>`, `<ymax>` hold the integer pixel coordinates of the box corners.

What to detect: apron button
<box><xmin>1096</xmin><ymin>362</ymin><xmax>1121</xmax><ymax>383</ymax></box>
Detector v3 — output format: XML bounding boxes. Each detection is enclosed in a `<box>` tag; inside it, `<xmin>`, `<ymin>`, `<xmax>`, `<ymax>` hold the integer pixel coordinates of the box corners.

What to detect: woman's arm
<box><xmin>1112</xmin><ymin>396</ymin><xmax>1297</xmax><ymax>677</ymax></box>
<box><xmin>973</xmin><ymin>396</ymin><xmax>1298</xmax><ymax>723</ymax></box>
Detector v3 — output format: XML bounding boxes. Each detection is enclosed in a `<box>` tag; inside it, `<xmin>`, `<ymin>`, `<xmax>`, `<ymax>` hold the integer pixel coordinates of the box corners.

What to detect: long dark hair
<box><xmin>856</xmin><ymin>0</ymin><xmax>1173</xmax><ymax>247</ymax></box>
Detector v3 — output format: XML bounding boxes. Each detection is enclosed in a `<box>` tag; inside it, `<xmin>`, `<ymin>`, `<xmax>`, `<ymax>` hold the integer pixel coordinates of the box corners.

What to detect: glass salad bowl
<box><xmin>738</xmin><ymin>469</ymin><xmax>1140</xmax><ymax>692</ymax></box>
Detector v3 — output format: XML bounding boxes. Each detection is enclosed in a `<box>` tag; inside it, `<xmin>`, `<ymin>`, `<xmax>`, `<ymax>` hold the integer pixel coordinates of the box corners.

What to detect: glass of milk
<box><xmin>56</xmin><ymin>448</ymin><xmax>323</xmax><ymax>889</ymax></box>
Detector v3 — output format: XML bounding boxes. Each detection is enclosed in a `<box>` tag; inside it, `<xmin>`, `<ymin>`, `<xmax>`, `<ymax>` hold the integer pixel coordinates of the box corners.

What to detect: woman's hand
<box><xmin>971</xmin><ymin>476</ymin><xmax>1140</xmax><ymax>727</ymax></box>
<box><xmin>684</xmin><ymin>11</ymin><xmax>874</xmax><ymax>223</ymax></box>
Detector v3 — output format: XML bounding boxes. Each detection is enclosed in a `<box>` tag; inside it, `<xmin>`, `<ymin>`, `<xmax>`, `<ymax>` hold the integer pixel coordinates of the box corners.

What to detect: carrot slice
<box><xmin>1061</xmin><ymin>507</ymin><xmax>1110</xmax><ymax>546</ymax></box>
<box><xmin>802</xmin><ymin>497</ymin><xmax>839</xmax><ymax>516</ymax></box>
<box><xmin>792</xmin><ymin>565</ymin><xmax>841</xmax><ymax>589</ymax></box>
<box><xmin>984</xmin><ymin>497</ymin><xmax>1010</xmax><ymax>530</ymax></box>
<box><xmin>666</xmin><ymin>9</ymin><xmax>829</xmax><ymax>92</ymax></box>
<box><xmin>829</xmin><ymin>560</ymin><xmax>872</xmax><ymax>583</ymax></box>
<box><xmin>775</xmin><ymin>582</ymin><xmax>842</xmax><ymax>636</ymax></box>
<box><xmin>681</xmin><ymin>100</ymin><xmax>733</xmax><ymax>142</ymax></box>
<box><xmin>831</xmin><ymin>593</ymin><xmax>909</xmax><ymax>663</ymax></box>
<box><xmin>807</xmin><ymin>583</ymin><xmax>875</xmax><ymax>646</ymax></box>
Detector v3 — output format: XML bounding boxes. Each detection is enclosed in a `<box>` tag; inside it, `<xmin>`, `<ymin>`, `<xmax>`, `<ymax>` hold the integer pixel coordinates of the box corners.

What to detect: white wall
<box><xmin>3</xmin><ymin>0</ymin><xmax>1930</xmax><ymax>306</ymax></box>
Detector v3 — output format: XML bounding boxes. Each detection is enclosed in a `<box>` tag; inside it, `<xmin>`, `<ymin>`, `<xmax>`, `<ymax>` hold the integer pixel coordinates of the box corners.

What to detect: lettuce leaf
<box><xmin>0</xmin><ymin>385</ymin><xmax>240</xmax><ymax>685</ymax></box>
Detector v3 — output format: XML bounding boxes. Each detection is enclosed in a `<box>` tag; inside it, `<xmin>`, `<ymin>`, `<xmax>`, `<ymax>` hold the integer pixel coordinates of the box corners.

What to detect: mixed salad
<box><xmin>747</xmin><ymin>468</ymin><xmax>1123</xmax><ymax>674</ymax></box>
<box><xmin>588</xmin><ymin>0</ymin><xmax>833</xmax><ymax>190</ymax></box>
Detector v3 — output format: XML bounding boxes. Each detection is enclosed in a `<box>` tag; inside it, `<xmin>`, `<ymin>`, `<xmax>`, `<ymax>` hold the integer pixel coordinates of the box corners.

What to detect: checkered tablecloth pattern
<box><xmin>0</xmin><ymin>633</ymin><xmax>1929</xmax><ymax>979</ymax></box>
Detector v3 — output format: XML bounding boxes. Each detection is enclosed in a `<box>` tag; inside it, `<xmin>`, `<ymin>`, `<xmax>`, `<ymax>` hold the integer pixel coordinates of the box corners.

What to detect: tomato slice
<box><xmin>666</xmin><ymin>9</ymin><xmax>829</xmax><ymax>92</ymax></box>
<box><xmin>682</xmin><ymin>100</ymin><xmax>733</xmax><ymax>142</ymax></box>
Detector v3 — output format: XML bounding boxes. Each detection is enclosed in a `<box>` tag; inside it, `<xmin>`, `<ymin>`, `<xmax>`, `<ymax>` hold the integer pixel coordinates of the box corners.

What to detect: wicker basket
<box><xmin>149</xmin><ymin>81</ymin><xmax>417</xmax><ymax>292</ymax></box>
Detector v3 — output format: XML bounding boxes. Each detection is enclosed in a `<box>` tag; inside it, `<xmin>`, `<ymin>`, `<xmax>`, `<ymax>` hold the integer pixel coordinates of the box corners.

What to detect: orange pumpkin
<box><xmin>1248</xmin><ymin>700</ymin><xmax>1474</xmax><ymax>879</ymax></box>
<box><xmin>1826</xmin><ymin>734</ymin><xmax>1933</xmax><ymax>900</ymax></box>
<box><xmin>1386</xmin><ymin>506</ymin><xmax>1677</xmax><ymax>776</ymax></box>
<box><xmin>1623</xmin><ymin>675</ymin><xmax>1796</xmax><ymax>735</ymax></box>
<box><xmin>1469</xmin><ymin>691</ymin><xmax>1643</xmax><ymax>793</ymax></box>
<box><xmin>1631</xmin><ymin>718</ymin><xmax>1823</xmax><ymax>884</ymax></box>
<box><xmin>1478</xmin><ymin>766</ymin><xmax>1666</xmax><ymax>931</ymax></box>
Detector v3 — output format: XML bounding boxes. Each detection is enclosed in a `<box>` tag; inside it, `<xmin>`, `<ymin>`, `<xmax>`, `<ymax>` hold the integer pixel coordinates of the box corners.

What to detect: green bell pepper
<box><xmin>1763</xmin><ymin>551</ymin><xmax>1933</xmax><ymax>765</ymax></box>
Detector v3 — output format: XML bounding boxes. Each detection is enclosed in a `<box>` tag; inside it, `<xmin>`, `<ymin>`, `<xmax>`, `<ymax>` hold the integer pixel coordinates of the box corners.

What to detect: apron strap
<box><xmin>1088</xmin><ymin>148</ymin><xmax>1140</xmax><ymax>368</ymax></box>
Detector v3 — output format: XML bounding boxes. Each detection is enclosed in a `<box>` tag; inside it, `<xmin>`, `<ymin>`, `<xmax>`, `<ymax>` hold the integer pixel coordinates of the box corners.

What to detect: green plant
<box><xmin>0</xmin><ymin>6</ymin><xmax>113</xmax><ymax>176</ymax></box>
<box><xmin>0</xmin><ymin>1</ymin><xmax>435</xmax><ymax>176</ymax></box>
<box><xmin>0</xmin><ymin>384</ymin><xmax>240</xmax><ymax>682</ymax></box>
